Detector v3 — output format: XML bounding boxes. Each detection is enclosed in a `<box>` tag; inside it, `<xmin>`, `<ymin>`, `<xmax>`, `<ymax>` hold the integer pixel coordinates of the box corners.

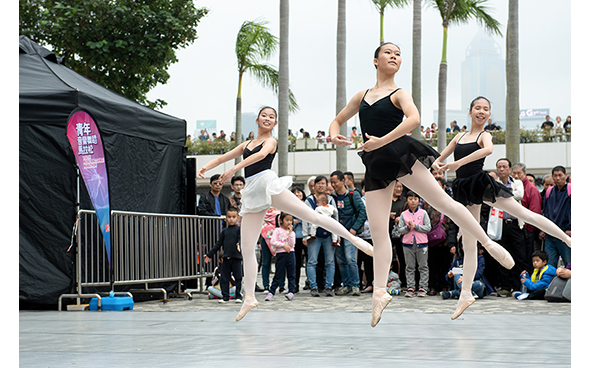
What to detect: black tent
<box><xmin>19</xmin><ymin>36</ymin><xmax>187</xmax><ymax>308</ymax></box>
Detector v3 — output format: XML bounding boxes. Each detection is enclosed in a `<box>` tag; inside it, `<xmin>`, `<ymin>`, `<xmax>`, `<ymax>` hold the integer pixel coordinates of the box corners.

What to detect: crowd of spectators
<box><xmin>199</xmin><ymin>160</ymin><xmax>571</xmax><ymax>304</ymax></box>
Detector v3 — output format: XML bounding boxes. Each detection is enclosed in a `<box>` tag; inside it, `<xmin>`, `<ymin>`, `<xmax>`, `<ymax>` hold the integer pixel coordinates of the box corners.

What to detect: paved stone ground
<box><xmin>133</xmin><ymin>274</ymin><xmax>571</xmax><ymax>316</ymax></box>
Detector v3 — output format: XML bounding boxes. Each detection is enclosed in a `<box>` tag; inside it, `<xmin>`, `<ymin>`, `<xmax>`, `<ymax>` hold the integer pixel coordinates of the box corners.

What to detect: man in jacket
<box><xmin>330</xmin><ymin>170</ymin><xmax>367</xmax><ymax>296</ymax></box>
<box><xmin>197</xmin><ymin>174</ymin><xmax>231</xmax><ymax>216</ymax></box>
<box><xmin>495</xmin><ymin>158</ymin><xmax>526</xmax><ymax>297</ymax></box>
<box><xmin>511</xmin><ymin>163</ymin><xmax>542</xmax><ymax>274</ymax></box>
<box><xmin>540</xmin><ymin>166</ymin><xmax>571</xmax><ymax>268</ymax></box>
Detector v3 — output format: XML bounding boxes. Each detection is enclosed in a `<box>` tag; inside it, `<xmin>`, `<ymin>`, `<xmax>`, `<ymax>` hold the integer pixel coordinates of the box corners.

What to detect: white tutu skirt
<box><xmin>240</xmin><ymin>169</ymin><xmax>293</xmax><ymax>216</ymax></box>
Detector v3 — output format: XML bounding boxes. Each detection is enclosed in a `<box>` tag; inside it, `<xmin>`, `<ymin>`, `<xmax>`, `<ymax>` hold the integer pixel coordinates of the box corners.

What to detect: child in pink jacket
<box><xmin>265</xmin><ymin>212</ymin><xmax>297</xmax><ymax>301</ymax></box>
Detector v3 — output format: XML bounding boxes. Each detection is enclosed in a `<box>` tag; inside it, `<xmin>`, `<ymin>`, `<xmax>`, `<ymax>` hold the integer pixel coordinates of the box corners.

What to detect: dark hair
<box><xmin>552</xmin><ymin>165</ymin><xmax>567</xmax><ymax>175</ymax></box>
<box><xmin>258</xmin><ymin>106</ymin><xmax>277</xmax><ymax>119</ymax></box>
<box><xmin>531</xmin><ymin>250</ymin><xmax>549</xmax><ymax>262</ymax></box>
<box><xmin>210</xmin><ymin>174</ymin><xmax>221</xmax><ymax>184</ymax></box>
<box><xmin>231</xmin><ymin>175</ymin><xmax>245</xmax><ymax>185</ymax></box>
<box><xmin>496</xmin><ymin>158</ymin><xmax>512</xmax><ymax>168</ymax></box>
<box><xmin>469</xmin><ymin>96</ymin><xmax>491</xmax><ymax>111</ymax></box>
<box><xmin>435</xmin><ymin>177</ymin><xmax>447</xmax><ymax>188</ymax></box>
<box><xmin>330</xmin><ymin>170</ymin><xmax>345</xmax><ymax>181</ymax></box>
<box><xmin>406</xmin><ymin>190</ymin><xmax>420</xmax><ymax>200</ymax></box>
<box><xmin>373</xmin><ymin>42</ymin><xmax>400</xmax><ymax>59</ymax></box>
<box><xmin>279</xmin><ymin>211</ymin><xmax>293</xmax><ymax>225</ymax></box>
<box><xmin>314</xmin><ymin>175</ymin><xmax>328</xmax><ymax>185</ymax></box>
<box><xmin>226</xmin><ymin>207</ymin><xmax>239</xmax><ymax>215</ymax></box>
<box><xmin>291</xmin><ymin>187</ymin><xmax>305</xmax><ymax>200</ymax></box>
<box><xmin>344</xmin><ymin>171</ymin><xmax>354</xmax><ymax>180</ymax></box>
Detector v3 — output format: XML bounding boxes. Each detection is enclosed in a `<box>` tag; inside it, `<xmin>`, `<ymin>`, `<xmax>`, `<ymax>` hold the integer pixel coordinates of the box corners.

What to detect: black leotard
<box><xmin>358</xmin><ymin>88</ymin><xmax>440</xmax><ymax>191</ymax></box>
<box><xmin>451</xmin><ymin>132</ymin><xmax>512</xmax><ymax>206</ymax></box>
<box><xmin>454</xmin><ymin>131</ymin><xmax>486</xmax><ymax>178</ymax></box>
<box><xmin>243</xmin><ymin>140</ymin><xmax>276</xmax><ymax>179</ymax></box>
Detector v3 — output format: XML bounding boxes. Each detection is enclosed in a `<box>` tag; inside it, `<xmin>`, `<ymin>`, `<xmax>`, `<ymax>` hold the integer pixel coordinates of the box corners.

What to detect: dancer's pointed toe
<box><xmin>484</xmin><ymin>241</ymin><xmax>514</xmax><ymax>269</ymax></box>
<box><xmin>370</xmin><ymin>292</ymin><xmax>392</xmax><ymax>327</ymax></box>
<box><xmin>451</xmin><ymin>296</ymin><xmax>475</xmax><ymax>320</ymax></box>
<box><xmin>352</xmin><ymin>237</ymin><xmax>374</xmax><ymax>257</ymax></box>
<box><xmin>236</xmin><ymin>298</ymin><xmax>258</xmax><ymax>322</ymax></box>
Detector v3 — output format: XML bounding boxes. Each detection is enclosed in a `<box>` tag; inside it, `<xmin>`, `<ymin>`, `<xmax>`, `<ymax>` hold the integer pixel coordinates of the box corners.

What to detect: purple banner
<box><xmin>66</xmin><ymin>110</ymin><xmax>112</xmax><ymax>265</ymax></box>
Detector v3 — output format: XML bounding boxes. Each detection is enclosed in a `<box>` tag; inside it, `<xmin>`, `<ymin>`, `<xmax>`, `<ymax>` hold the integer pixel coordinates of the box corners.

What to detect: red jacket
<box><xmin>521</xmin><ymin>178</ymin><xmax>542</xmax><ymax>232</ymax></box>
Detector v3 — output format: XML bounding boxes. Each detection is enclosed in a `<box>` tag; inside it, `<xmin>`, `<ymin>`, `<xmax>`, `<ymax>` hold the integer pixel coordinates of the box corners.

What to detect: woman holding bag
<box><xmin>432</xmin><ymin>96</ymin><xmax>572</xmax><ymax>319</ymax></box>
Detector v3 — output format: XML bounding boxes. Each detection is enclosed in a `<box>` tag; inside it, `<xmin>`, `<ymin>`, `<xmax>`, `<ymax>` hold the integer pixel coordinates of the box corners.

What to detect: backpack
<box><xmin>330</xmin><ymin>190</ymin><xmax>359</xmax><ymax>217</ymax></box>
<box><xmin>545</xmin><ymin>183</ymin><xmax>571</xmax><ymax>199</ymax></box>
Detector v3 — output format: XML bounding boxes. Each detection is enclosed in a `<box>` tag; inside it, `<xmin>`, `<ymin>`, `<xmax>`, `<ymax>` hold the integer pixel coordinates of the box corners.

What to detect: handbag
<box><xmin>544</xmin><ymin>276</ymin><xmax>570</xmax><ymax>302</ymax></box>
<box><xmin>486</xmin><ymin>207</ymin><xmax>503</xmax><ymax>241</ymax></box>
<box><xmin>427</xmin><ymin>214</ymin><xmax>446</xmax><ymax>246</ymax></box>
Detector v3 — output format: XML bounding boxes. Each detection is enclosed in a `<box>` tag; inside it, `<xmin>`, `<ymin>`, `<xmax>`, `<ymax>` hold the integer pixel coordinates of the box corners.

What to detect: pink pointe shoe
<box><xmin>236</xmin><ymin>294</ymin><xmax>258</xmax><ymax>322</ymax></box>
<box><xmin>370</xmin><ymin>291</ymin><xmax>392</xmax><ymax>327</ymax></box>
<box><xmin>352</xmin><ymin>237</ymin><xmax>374</xmax><ymax>257</ymax></box>
<box><xmin>483</xmin><ymin>241</ymin><xmax>514</xmax><ymax>269</ymax></box>
<box><xmin>451</xmin><ymin>295</ymin><xmax>475</xmax><ymax>320</ymax></box>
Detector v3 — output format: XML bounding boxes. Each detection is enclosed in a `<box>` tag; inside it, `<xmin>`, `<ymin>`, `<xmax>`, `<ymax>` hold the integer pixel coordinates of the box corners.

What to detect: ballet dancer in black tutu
<box><xmin>432</xmin><ymin>96</ymin><xmax>571</xmax><ymax>319</ymax></box>
<box><xmin>329</xmin><ymin>43</ymin><xmax>515</xmax><ymax>326</ymax></box>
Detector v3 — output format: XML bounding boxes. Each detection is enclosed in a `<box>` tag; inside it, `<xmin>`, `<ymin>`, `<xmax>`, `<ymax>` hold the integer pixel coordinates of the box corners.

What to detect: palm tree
<box><xmin>371</xmin><ymin>0</ymin><xmax>411</xmax><ymax>45</ymax></box>
<box><xmin>278</xmin><ymin>0</ymin><xmax>290</xmax><ymax>177</ymax></box>
<box><xmin>411</xmin><ymin>0</ymin><xmax>422</xmax><ymax>140</ymax></box>
<box><xmin>234</xmin><ymin>19</ymin><xmax>298</xmax><ymax>167</ymax></box>
<box><xmin>336</xmin><ymin>0</ymin><xmax>347</xmax><ymax>172</ymax></box>
<box><xmin>431</xmin><ymin>0</ymin><xmax>501</xmax><ymax>153</ymax></box>
<box><xmin>505</xmin><ymin>0</ymin><xmax>519</xmax><ymax>166</ymax></box>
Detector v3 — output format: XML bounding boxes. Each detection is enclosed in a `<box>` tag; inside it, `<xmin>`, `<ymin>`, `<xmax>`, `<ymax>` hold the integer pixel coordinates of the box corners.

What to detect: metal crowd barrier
<box><xmin>58</xmin><ymin>210</ymin><xmax>225</xmax><ymax>310</ymax></box>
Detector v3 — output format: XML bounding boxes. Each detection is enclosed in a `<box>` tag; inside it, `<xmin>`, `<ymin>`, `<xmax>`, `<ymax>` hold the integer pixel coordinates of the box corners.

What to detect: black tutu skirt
<box><xmin>358</xmin><ymin>135</ymin><xmax>439</xmax><ymax>191</ymax></box>
<box><xmin>452</xmin><ymin>171</ymin><xmax>513</xmax><ymax>206</ymax></box>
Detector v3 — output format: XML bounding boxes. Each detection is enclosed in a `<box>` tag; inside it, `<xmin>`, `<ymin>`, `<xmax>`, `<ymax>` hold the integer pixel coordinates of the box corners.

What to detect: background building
<box><xmin>461</xmin><ymin>30</ymin><xmax>506</xmax><ymax>127</ymax></box>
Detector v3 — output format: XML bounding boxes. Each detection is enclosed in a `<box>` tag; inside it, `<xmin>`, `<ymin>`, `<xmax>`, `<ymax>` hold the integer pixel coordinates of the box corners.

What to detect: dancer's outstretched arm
<box><xmin>197</xmin><ymin>141</ymin><xmax>248</xmax><ymax>178</ymax></box>
<box><xmin>198</xmin><ymin>139</ymin><xmax>277</xmax><ymax>183</ymax></box>
<box><xmin>485</xmin><ymin>197</ymin><xmax>571</xmax><ymax>247</ymax></box>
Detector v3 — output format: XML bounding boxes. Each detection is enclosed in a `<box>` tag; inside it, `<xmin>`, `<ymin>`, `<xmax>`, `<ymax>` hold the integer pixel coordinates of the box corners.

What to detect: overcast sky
<box><xmin>146</xmin><ymin>0</ymin><xmax>571</xmax><ymax>137</ymax></box>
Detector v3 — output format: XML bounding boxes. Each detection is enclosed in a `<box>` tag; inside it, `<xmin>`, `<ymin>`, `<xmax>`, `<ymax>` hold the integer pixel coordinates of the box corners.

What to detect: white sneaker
<box><xmin>235</xmin><ymin>298</ymin><xmax>243</xmax><ymax>303</ymax></box>
<box><xmin>218</xmin><ymin>299</ymin><xmax>227</xmax><ymax>304</ymax></box>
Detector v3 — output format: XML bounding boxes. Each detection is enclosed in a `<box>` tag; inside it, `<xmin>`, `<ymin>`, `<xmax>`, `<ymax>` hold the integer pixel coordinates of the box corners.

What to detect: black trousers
<box><xmin>294</xmin><ymin>237</ymin><xmax>306</xmax><ymax>291</ymax></box>
<box><xmin>357</xmin><ymin>239</ymin><xmax>374</xmax><ymax>288</ymax></box>
<box><xmin>221</xmin><ymin>257</ymin><xmax>242</xmax><ymax>301</ymax></box>
<box><xmin>497</xmin><ymin>219</ymin><xmax>528</xmax><ymax>291</ymax></box>
<box><xmin>428</xmin><ymin>246</ymin><xmax>450</xmax><ymax>291</ymax></box>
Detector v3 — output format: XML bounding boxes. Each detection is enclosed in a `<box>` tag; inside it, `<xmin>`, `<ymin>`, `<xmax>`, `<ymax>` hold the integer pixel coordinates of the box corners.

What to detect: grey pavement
<box><xmin>20</xmin><ymin>274</ymin><xmax>573</xmax><ymax>368</ymax></box>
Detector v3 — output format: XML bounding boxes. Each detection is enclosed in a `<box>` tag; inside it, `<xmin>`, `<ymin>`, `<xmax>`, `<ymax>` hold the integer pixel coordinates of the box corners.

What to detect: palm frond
<box><xmin>249</xmin><ymin>63</ymin><xmax>298</xmax><ymax>112</ymax></box>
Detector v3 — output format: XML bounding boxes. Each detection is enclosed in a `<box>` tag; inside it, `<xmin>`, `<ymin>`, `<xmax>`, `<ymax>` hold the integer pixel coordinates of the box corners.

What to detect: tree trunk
<box><xmin>505</xmin><ymin>0</ymin><xmax>520</xmax><ymax>165</ymax></box>
<box><xmin>234</xmin><ymin>74</ymin><xmax>243</xmax><ymax>169</ymax></box>
<box><xmin>379</xmin><ymin>9</ymin><xmax>385</xmax><ymax>45</ymax></box>
<box><xmin>336</xmin><ymin>0</ymin><xmax>347</xmax><ymax>172</ymax></box>
<box><xmin>437</xmin><ymin>26</ymin><xmax>448</xmax><ymax>153</ymax></box>
<box><xmin>411</xmin><ymin>0</ymin><xmax>422</xmax><ymax>140</ymax></box>
<box><xmin>278</xmin><ymin>0</ymin><xmax>289</xmax><ymax>176</ymax></box>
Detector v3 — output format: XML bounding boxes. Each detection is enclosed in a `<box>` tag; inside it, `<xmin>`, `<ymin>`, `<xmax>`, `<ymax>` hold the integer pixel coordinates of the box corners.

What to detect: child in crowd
<box><xmin>441</xmin><ymin>244</ymin><xmax>493</xmax><ymax>300</ymax></box>
<box><xmin>206</xmin><ymin>259</ymin><xmax>237</xmax><ymax>300</ymax></box>
<box><xmin>513</xmin><ymin>250</ymin><xmax>556</xmax><ymax>300</ymax></box>
<box><xmin>310</xmin><ymin>193</ymin><xmax>339</xmax><ymax>247</ymax></box>
<box><xmin>397</xmin><ymin>191</ymin><xmax>432</xmax><ymax>297</ymax></box>
<box><xmin>386</xmin><ymin>260</ymin><xmax>402</xmax><ymax>295</ymax></box>
<box><xmin>266</xmin><ymin>212</ymin><xmax>297</xmax><ymax>301</ymax></box>
<box><xmin>204</xmin><ymin>207</ymin><xmax>243</xmax><ymax>303</ymax></box>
